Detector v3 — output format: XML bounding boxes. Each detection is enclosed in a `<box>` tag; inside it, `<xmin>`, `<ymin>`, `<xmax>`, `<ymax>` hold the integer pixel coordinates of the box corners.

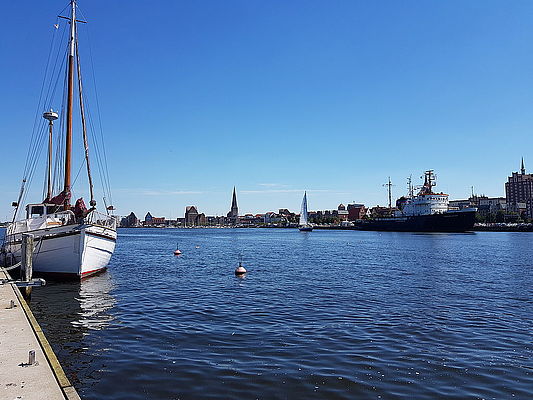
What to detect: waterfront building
<box><xmin>347</xmin><ymin>203</ymin><xmax>367</xmax><ymax>221</ymax></box>
<box><xmin>240</xmin><ymin>214</ymin><xmax>263</xmax><ymax>225</ymax></box>
<box><xmin>144</xmin><ymin>212</ymin><xmax>153</xmax><ymax>224</ymax></box>
<box><xmin>206</xmin><ymin>216</ymin><xmax>226</xmax><ymax>226</ymax></box>
<box><xmin>227</xmin><ymin>187</ymin><xmax>239</xmax><ymax>223</ymax></box>
<box><xmin>120</xmin><ymin>212</ymin><xmax>139</xmax><ymax>227</ymax></box>
<box><xmin>186</xmin><ymin>206</ymin><xmax>198</xmax><ymax>226</ymax></box>
<box><xmin>337</xmin><ymin>204</ymin><xmax>349</xmax><ymax>221</ymax></box>
<box><xmin>144</xmin><ymin>212</ymin><xmax>166</xmax><ymax>226</ymax></box>
<box><xmin>505</xmin><ymin>158</ymin><xmax>533</xmax><ymax>218</ymax></box>
<box><xmin>278</xmin><ymin>209</ymin><xmax>291</xmax><ymax>217</ymax></box>
<box><xmin>185</xmin><ymin>206</ymin><xmax>206</xmax><ymax>226</ymax></box>
<box><xmin>478</xmin><ymin>197</ymin><xmax>506</xmax><ymax>218</ymax></box>
<box><xmin>279</xmin><ymin>209</ymin><xmax>297</xmax><ymax>223</ymax></box>
<box><xmin>264</xmin><ymin>212</ymin><xmax>282</xmax><ymax>224</ymax></box>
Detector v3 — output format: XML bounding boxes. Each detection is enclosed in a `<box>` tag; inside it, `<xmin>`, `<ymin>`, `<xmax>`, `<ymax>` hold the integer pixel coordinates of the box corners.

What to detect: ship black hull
<box><xmin>356</xmin><ymin>210</ymin><xmax>476</xmax><ymax>233</ymax></box>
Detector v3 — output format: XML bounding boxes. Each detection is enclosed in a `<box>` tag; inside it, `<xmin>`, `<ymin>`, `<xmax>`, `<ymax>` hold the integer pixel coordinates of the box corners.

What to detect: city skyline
<box><xmin>1</xmin><ymin>1</ymin><xmax>532</xmax><ymax>219</ymax></box>
<box><xmin>120</xmin><ymin>158</ymin><xmax>527</xmax><ymax>221</ymax></box>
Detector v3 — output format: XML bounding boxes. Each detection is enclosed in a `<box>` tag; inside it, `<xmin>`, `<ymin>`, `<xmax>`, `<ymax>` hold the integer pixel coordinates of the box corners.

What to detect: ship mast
<box><xmin>423</xmin><ymin>170</ymin><xmax>436</xmax><ymax>194</ymax></box>
<box><xmin>407</xmin><ymin>175</ymin><xmax>413</xmax><ymax>198</ymax></box>
<box><xmin>383</xmin><ymin>177</ymin><xmax>393</xmax><ymax>210</ymax></box>
<box><xmin>64</xmin><ymin>0</ymin><xmax>77</xmax><ymax>209</ymax></box>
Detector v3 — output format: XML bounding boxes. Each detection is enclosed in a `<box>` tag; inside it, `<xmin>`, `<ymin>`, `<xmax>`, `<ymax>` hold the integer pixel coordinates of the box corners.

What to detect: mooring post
<box><xmin>21</xmin><ymin>233</ymin><xmax>34</xmax><ymax>299</ymax></box>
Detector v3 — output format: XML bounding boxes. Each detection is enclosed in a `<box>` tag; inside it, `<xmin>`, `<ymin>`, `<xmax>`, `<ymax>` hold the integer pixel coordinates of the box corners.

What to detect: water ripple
<box><xmin>26</xmin><ymin>229</ymin><xmax>533</xmax><ymax>399</ymax></box>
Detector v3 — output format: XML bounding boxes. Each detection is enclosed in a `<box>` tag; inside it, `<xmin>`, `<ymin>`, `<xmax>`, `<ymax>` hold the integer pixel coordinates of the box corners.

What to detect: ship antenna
<box><xmin>424</xmin><ymin>170</ymin><xmax>436</xmax><ymax>194</ymax></box>
<box><xmin>383</xmin><ymin>177</ymin><xmax>394</xmax><ymax>210</ymax></box>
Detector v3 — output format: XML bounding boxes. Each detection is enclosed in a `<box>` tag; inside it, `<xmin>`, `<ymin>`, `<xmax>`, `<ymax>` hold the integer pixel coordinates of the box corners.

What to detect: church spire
<box><xmin>521</xmin><ymin>157</ymin><xmax>526</xmax><ymax>175</ymax></box>
<box><xmin>227</xmin><ymin>186</ymin><xmax>239</xmax><ymax>220</ymax></box>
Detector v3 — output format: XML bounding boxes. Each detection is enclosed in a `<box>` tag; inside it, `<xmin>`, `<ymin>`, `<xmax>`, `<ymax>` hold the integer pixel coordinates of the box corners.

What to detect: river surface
<box><xmin>24</xmin><ymin>228</ymin><xmax>533</xmax><ymax>399</ymax></box>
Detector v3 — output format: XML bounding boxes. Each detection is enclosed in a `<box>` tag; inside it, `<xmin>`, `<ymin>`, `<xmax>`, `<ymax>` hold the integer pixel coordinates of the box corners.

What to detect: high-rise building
<box><xmin>227</xmin><ymin>187</ymin><xmax>239</xmax><ymax>222</ymax></box>
<box><xmin>505</xmin><ymin>158</ymin><xmax>533</xmax><ymax>218</ymax></box>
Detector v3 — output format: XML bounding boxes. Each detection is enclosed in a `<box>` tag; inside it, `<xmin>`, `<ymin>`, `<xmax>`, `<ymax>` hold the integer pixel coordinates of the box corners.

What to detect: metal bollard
<box><xmin>28</xmin><ymin>350</ymin><xmax>35</xmax><ymax>365</ymax></box>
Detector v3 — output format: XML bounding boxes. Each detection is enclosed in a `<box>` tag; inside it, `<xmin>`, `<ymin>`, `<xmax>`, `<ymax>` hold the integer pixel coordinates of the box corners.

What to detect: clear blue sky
<box><xmin>1</xmin><ymin>0</ymin><xmax>532</xmax><ymax>220</ymax></box>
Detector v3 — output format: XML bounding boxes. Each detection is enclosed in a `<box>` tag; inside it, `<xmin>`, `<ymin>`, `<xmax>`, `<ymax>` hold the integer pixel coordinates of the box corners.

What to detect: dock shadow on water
<box><xmin>28</xmin><ymin>228</ymin><xmax>533</xmax><ymax>400</ymax></box>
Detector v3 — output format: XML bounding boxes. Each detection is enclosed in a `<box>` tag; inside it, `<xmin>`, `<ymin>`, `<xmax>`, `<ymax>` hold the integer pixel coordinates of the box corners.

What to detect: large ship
<box><xmin>356</xmin><ymin>170</ymin><xmax>477</xmax><ymax>232</ymax></box>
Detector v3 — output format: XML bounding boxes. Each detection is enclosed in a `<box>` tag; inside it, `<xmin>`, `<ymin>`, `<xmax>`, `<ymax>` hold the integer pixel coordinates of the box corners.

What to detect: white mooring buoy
<box><xmin>235</xmin><ymin>262</ymin><xmax>247</xmax><ymax>276</ymax></box>
<box><xmin>174</xmin><ymin>242</ymin><xmax>182</xmax><ymax>256</ymax></box>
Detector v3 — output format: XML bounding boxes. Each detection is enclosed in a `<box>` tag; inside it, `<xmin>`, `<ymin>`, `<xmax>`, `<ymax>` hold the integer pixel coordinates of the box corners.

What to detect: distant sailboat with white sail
<box><xmin>299</xmin><ymin>192</ymin><xmax>313</xmax><ymax>232</ymax></box>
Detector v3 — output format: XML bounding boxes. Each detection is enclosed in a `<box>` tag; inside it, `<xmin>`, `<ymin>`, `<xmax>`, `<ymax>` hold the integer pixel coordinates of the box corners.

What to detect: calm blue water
<box><xmin>25</xmin><ymin>228</ymin><xmax>533</xmax><ymax>399</ymax></box>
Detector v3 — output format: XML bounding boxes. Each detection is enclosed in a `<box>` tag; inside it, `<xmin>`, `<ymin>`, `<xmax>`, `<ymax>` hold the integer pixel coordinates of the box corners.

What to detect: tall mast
<box><xmin>383</xmin><ymin>177</ymin><xmax>393</xmax><ymax>209</ymax></box>
<box><xmin>64</xmin><ymin>0</ymin><xmax>76</xmax><ymax>208</ymax></box>
<box><xmin>43</xmin><ymin>110</ymin><xmax>58</xmax><ymax>201</ymax></box>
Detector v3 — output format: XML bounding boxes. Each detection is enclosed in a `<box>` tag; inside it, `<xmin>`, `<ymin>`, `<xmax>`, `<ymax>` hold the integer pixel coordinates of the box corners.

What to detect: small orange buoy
<box><xmin>174</xmin><ymin>242</ymin><xmax>181</xmax><ymax>255</ymax></box>
<box><xmin>235</xmin><ymin>262</ymin><xmax>247</xmax><ymax>275</ymax></box>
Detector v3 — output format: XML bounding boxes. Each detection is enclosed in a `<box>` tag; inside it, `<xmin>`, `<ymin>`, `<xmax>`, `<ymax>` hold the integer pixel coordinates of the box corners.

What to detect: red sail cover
<box><xmin>74</xmin><ymin>197</ymin><xmax>88</xmax><ymax>219</ymax></box>
<box><xmin>46</xmin><ymin>189</ymin><xmax>71</xmax><ymax>205</ymax></box>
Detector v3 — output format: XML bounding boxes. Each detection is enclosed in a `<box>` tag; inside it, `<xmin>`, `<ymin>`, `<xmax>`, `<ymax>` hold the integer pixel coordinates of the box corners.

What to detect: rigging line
<box><xmin>72</xmin><ymin>158</ymin><xmax>87</xmax><ymax>188</ymax></box>
<box><xmin>14</xmin><ymin>5</ymin><xmax>71</xmax><ymax>221</ymax></box>
<box><xmin>53</xmin><ymin>51</ymin><xmax>69</xmax><ymax>194</ymax></box>
<box><xmin>26</xmin><ymin>23</ymin><xmax>66</xmax><ymax>173</ymax></box>
<box><xmin>35</xmin><ymin>25</ymin><xmax>68</xmax><ymax>195</ymax></box>
<box><xmin>85</xmin><ymin>94</ymin><xmax>111</xmax><ymax>203</ymax></box>
<box><xmin>75</xmin><ymin>35</ymin><xmax>95</xmax><ymax>203</ymax></box>
<box><xmin>22</xmin><ymin>22</ymin><xmax>67</xmax><ymax>199</ymax></box>
<box><xmin>86</xmin><ymin>105</ymin><xmax>110</xmax><ymax>204</ymax></box>
<box><xmin>23</xmin><ymin>122</ymin><xmax>47</xmax><ymax>199</ymax></box>
<box><xmin>83</xmin><ymin>22</ymin><xmax>113</xmax><ymax>206</ymax></box>
<box><xmin>81</xmin><ymin>91</ymin><xmax>109</xmax><ymax>207</ymax></box>
<box><xmin>78</xmin><ymin>25</ymin><xmax>109</xmax><ymax>200</ymax></box>
<box><xmin>43</xmin><ymin>22</ymin><xmax>69</xmax><ymax>111</ymax></box>
<box><xmin>23</xmin><ymin>18</ymin><xmax>60</xmax><ymax>179</ymax></box>
<box><xmin>18</xmin><ymin>125</ymin><xmax>49</xmax><ymax>216</ymax></box>
<box><xmin>24</xmin><ymin>119</ymin><xmax>46</xmax><ymax>180</ymax></box>
<box><xmin>57</xmin><ymin>68</ymin><xmax>68</xmax><ymax>175</ymax></box>
<box><xmin>44</xmin><ymin>39</ymin><xmax>69</xmax><ymax>111</ymax></box>
<box><xmin>57</xmin><ymin>1</ymin><xmax>71</xmax><ymax>18</ymax></box>
<box><xmin>50</xmin><ymin>57</ymin><xmax>67</xmax><ymax>195</ymax></box>
<box><xmin>82</xmin><ymin>75</ymin><xmax>109</xmax><ymax>199</ymax></box>
<box><xmin>15</xmin><ymin>8</ymin><xmax>71</xmax><ymax>221</ymax></box>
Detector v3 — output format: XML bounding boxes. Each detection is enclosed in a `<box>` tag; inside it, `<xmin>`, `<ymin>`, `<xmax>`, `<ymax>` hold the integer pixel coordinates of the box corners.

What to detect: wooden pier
<box><xmin>0</xmin><ymin>263</ymin><xmax>80</xmax><ymax>399</ymax></box>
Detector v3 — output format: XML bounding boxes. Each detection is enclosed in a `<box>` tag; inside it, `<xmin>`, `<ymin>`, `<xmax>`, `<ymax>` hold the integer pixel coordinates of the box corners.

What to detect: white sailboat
<box><xmin>1</xmin><ymin>0</ymin><xmax>116</xmax><ymax>279</ymax></box>
<box><xmin>299</xmin><ymin>192</ymin><xmax>313</xmax><ymax>232</ymax></box>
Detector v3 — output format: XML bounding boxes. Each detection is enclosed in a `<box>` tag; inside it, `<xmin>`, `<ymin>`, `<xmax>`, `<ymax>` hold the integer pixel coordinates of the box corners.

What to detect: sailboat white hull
<box><xmin>4</xmin><ymin>223</ymin><xmax>116</xmax><ymax>279</ymax></box>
